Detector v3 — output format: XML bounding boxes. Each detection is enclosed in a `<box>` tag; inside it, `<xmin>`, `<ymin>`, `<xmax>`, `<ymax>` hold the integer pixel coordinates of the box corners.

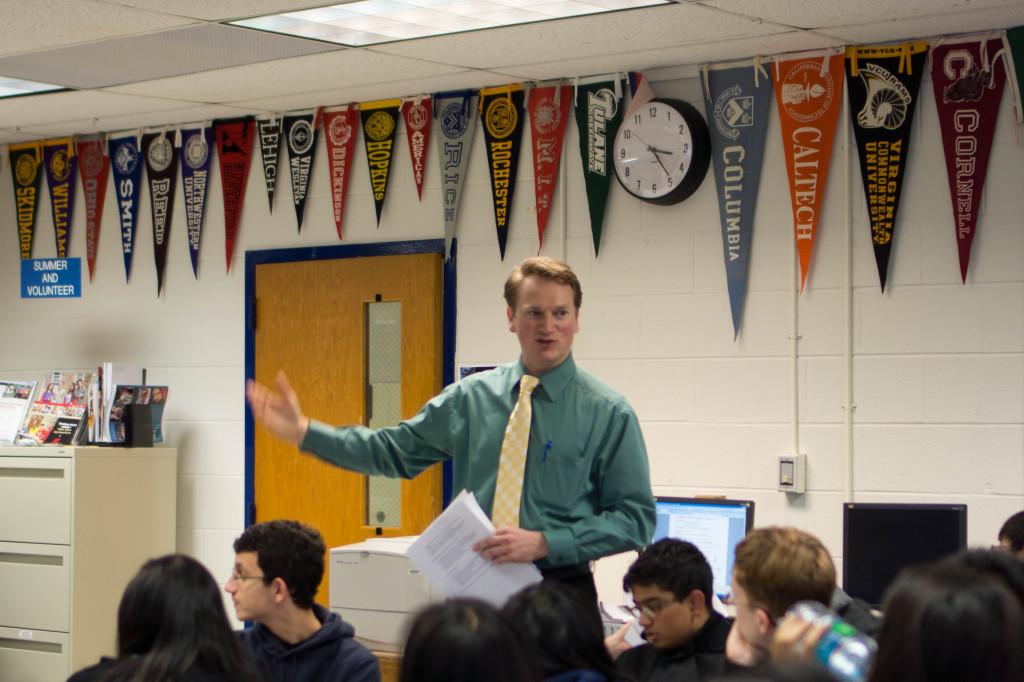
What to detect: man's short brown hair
<box><xmin>504</xmin><ymin>257</ymin><xmax>582</xmax><ymax>311</ymax></box>
<box><xmin>733</xmin><ymin>526</ymin><xmax>836</xmax><ymax>619</ymax></box>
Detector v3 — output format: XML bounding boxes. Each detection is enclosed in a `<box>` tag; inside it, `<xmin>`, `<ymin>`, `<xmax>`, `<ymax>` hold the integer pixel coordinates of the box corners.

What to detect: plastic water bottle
<box><xmin>786</xmin><ymin>601</ymin><xmax>876</xmax><ymax>682</ymax></box>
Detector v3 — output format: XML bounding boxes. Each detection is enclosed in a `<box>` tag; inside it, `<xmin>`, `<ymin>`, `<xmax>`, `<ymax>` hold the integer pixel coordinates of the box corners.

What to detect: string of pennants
<box><xmin>8</xmin><ymin>30</ymin><xmax>1024</xmax><ymax>332</ymax></box>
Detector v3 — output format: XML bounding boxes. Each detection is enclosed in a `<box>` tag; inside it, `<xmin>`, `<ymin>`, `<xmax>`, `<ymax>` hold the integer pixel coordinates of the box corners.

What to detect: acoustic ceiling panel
<box><xmin>0</xmin><ymin>90</ymin><xmax>200</xmax><ymax>128</ymax></box>
<box><xmin>701</xmin><ymin>0</ymin><xmax>1018</xmax><ymax>30</ymax></box>
<box><xmin>106</xmin><ymin>0</ymin><xmax>336</xmax><ymax>22</ymax></box>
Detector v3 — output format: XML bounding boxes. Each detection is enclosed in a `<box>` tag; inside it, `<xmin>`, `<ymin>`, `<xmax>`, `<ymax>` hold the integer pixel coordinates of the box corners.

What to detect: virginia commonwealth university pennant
<box><xmin>322</xmin><ymin>106</ymin><xmax>359</xmax><ymax>240</ymax></box>
<box><xmin>846</xmin><ymin>41</ymin><xmax>928</xmax><ymax>292</ymax></box>
<box><xmin>9</xmin><ymin>141</ymin><xmax>43</xmax><ymax>260</ymax></box>
<box><xmin>931</xmin><ymin>35</ymin><xmax>1008</xmax><ymax>283</ymax></box>
<box><xmin>108</xmin><ymin>132</ymin><xmax>144</xmax><ymax>281</ymax></box>
<box><xmin>574</xmin><ymin>75</ymin><xmax>624</xmax><ymax>256</ymax></box>
<box><xmin>42</xmin><ymin>138</ymin><xmax>77</xmax><ymax>258</ymax></box>
<box><xmin>528</xmin><ymin>83</ymin><xmax>571</xmax><ymax>253</ymax></box>
<box><xmin>481</xmin><ymin>84</ymin><xmax>526</xmax><ymax>260</ymax></box>
<box><xmin>285</xmin><ymin>109</ymin><xmax>320</xmax><ymax>232</ymax></box>
<box><xmin>434</xmin><ymin>90</ymin><xmax>477</xmax><ymax>259</ymax></box>
<box><xmin>179</xmin><ymin>126</ymin><xmax>213</xmax><ymax>278</ymax></box>
<box><xmin>360</xmin><ymin>99</ymin><xmax>401</xmax><ymax>226</ymax></box>
<box><xmin>256</xmin><ymin>115</ymin><xmax>282</xmax><ymax>214</ymax></box>
<box><xmin>702</xmin><ymin>60</ymin><xmax>772</xmax><ymax>340</ymax></box>
<box><xmin>77</xmin><ymin>136</ymin><xmax>109</xmax><ymax>281</ymax></box>
<box><xmin>143</xmin><ymin>131</ymin><xmax>178</xmax><ymax>295</ymax></box>
<box><xmin>774</xmin><ymin>52</ymin><xmax>844</xmax><ymax>292</ymax></box>
<box><xmin>214</xmin><ymin>116</ymin><xmax>255</xmax><ymax>273</ymax></box>
<box><xmin>402</xmin><ymin>96</ymin><xmax>432</xmax><ymax>201</ymax></box>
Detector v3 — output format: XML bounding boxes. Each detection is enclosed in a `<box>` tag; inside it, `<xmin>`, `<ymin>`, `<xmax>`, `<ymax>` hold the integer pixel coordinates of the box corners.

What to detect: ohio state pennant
<box><xmin>774</xmin><ymin>52</ymin><xmax>845</xmax><ymax>292</ymax></box>
<box><xmin>285</xmin><ymin>109</ymin><xmax>320</xmax><ymax>232</ymax></box>
<box><xmin>180</xmin><ymin>126</ymin><xmax>213</xmax><ymax>278</ymax></box>
<box><xmin>480</xmin><ymin>84</ymin><xmax>526</xmax><ymax>260</ymax></box>
<box><xmin>434</xmin><ymin>90</ymin><xmax>477</xmax><ymax>259</ymax></box>
<box><xmin>108</xmin><ymin>133</ymin><xmax>144</xmax><ymax>281</ymax></box>
<box><xmin>77</xmin><ymin>136</ymin><xmax>109</xmax><ymax>281</ymax></box>
<box><xmin>931</xmin><ymin>36</ymin><xmax>1008</xmax><ymax>283</ymax></box>
<box><xmin>42</xmin><ymin>138</ymin><xmax>77</xmax><ymax>258</ymax></box>
<box><xmin>528</xmin><ymin>83</ymin><xmax>571</xmax><ymax>253</ymax></box>
<box><xmin>143</xmin><ymin>131</ymin><xmax>178</xmax><ymax>295</ymax></box>
<box><xmin>360</xmin><ymin>99</ymin><xmax>401</xmax><ymax>226</ymax></box>
<box><xmin>846</xmin><ymin>41</ymin><xmax>928</xmax><ymax>292</ymax></box>
<box><xmin>256</xmin><ymin>115</ymin><xmax>282</xmax><ymax>213</ymax></box>
<box><xmin>702</xmin><ymin>60</ymin><xmax>772</xmax><ymax>340</ymax></box>
<box><xmin>402</xmin><ymin>97</ymin><xmax>432</xmax><ymax>201</ymax></box>
<box><xmin>574</xmin><ymin>75</ymin><xmax>624</xmax><ymax>256</ymax></box>
<box><xmin>9</xmin><ymin>141</ymin><xmax>42</xmax><ymax>260</ymax></box>
<box><xmin>214</xmin><ymin>117</ymin><xmax>255</xmax><ymax>273</ymax></box>
<box><xmin>322</xmin><ymin>106</ymin><xmax>359</xmax><ymax>240</ymax></box>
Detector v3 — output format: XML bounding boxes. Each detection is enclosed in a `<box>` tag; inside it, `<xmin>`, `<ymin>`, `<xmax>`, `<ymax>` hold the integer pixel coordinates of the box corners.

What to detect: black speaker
<box><xmin>124</xmin><ymin>404</ymin><xmax>154</xmax><ymax>447</ymax></box>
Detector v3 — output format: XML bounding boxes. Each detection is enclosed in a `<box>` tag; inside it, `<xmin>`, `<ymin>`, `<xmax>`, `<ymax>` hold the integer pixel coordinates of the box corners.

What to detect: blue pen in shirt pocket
<box><xmin>543</xmin><ymin>439</ymin><xmax>553</xmax><ymax>462</ymax></box>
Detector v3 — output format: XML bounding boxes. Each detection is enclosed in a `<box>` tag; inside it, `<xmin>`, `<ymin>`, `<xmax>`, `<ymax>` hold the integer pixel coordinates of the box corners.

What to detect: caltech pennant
<box><xmin>402</xmin><ymin>96</ymin><xmax>432</xmax><ymax>201</ymax></box>
<box><xmin>322</xmin><ymin>106</ymin><xmax>359</xmax><ymax>240</ymax></box>
<box><xmin>574</xmin><ymin>75</ymin><xmax>624</xmax><ymax>256</ymax></box>
<box><xmin>76</xmin><ymin>136</ymin><xmax>109</xmax><ymax>281</ymax></box>
<box><xmin>931</xmin><ymin>35</ymin><xmax>1008</xmax><ymax>283</ymax></box>
<box><xmin>702</xmin><ymin>60</ymin><xmax>773</xmax><ymax>340</ymax></box>
<box><xmin>434</xmin><ymin>90</ymin><xmax>478</xmax><ymax>259</ymax></box>
<box><xmin>360</xmin><ymin>99</ymin><xmax>401</xmax><ymax>226</ymax></box>
<box><xmin>8</xmin><ymin>141</ymin><xmax>43</xmax><ymax>260</ymax></box>
<box><xmin>480</xmin><ymin>84</ymin><xmax>526</xmax><ymax>260</ymax></box>
<box><xmin>256</xmin><ymin>115</ymin><xmax>282</xmax><ymax>214</ymax></box>
<box><xmin>42</xmin><ymin>138</ymin><xmax>77</xmax><ymax>258</ymax></box>
<box><xmin>528</xmin><ymin>83</ymin><xmax>571</xmax><ymax>253</ymax></box>
<box><xmin>143</xmin><ymin>131</ymin><xmax>178</xmax><ymax>295</ymax></box>
<box><xmin>179</xmin><ymin>126</ymin><xmax>213</xmax><ymax>278</ymax></box>
<box><xmin>108</xmin><ymin>132</ymin><xmax>144</xmax><ymax>282</ymax></box>
<box><xmin>284</xmin><ymin>109</ymin><xmax>320</xmax><ymax>232</ymax></box>
<box><xmin>774</xmin><ymin>52</ymin><xmax>845</xmax><ymax>292</ymax></box>
<box><xmin>846</xmin><ymin>41</ymin><xmax>928</xmax><ymax>292</ymax></box>
<box><xmin>214</xmin><ymin>117</ymin><xmax>255</xmax><ymax>273</ymax></box>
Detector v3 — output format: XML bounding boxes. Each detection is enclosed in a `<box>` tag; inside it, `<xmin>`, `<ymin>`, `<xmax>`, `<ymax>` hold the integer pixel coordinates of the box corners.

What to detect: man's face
<box><xmin>225</xmin><ymin>551</ymin><xmax>274</xmax><ymax>622</ymax></box>
<box><xmin>507</xmin><ymin>275</ymin><xmax>579</xmax><ymax>375</ymax></box>
<box><xmin>630</xmin><ymin>584</ymin><xmax>703</xmax><ymax>650</ymax></box>
<box><xmin>729</xmin><ymin>576</ymin><xmax>773</xmax><ymax>653</ymax></box>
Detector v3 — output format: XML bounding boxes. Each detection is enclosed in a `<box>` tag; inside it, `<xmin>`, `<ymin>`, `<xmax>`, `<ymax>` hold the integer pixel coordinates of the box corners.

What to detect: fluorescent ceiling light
<box><xmin>0</xmin><ymin>76</ymin><xmax>64</xmax><ymax>99</ymax></box>
<box><xmin>231</xmin><ymin>0</ymin><xmax>668</xmax><ymax>46</ymax></box>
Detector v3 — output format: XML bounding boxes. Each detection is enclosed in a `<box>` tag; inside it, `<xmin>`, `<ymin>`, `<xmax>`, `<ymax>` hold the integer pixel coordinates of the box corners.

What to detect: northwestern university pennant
<box><xmin>774</xmin><ymin>53</ymin><xmax>845</xmax><ymax>292</ymax></box>
<box><xmin>702</xmin><ymin>60</ymin><xmax>773</xmax><ymax>340</ymax></box>
<box><xmin>402</xmin><ymin>97</ymin><xmax>432</xmax><ymax>201</ymax></box>
<box><xmin>480</xmin><ymin>84</ymin><xmax>526</xmax><ymax>260</ymax></box>
<box><xmin>434</xmin><ymin>90</ymin><xmax>477</xmax><ymax>258</ymax></box>
<box><xmin>360</xmin><ymin>99</ymin><xmax>401</xmax><ymax>226</ymax></box>
<box><xmin>42</xmin><ymin>138</ymin><xmax>77</xmax><ymax>258</ymax></box>
<box><xmin>214</xmin><ymin>117</ymin><xmax>255</xmax><ymax>273</ymax></box>
<box><xmin>143</xmin><ymin>131</ymin><xmax>178</xmax><ymax>295</ymax></box>
<box><xmin>9</xmin><ymin>141</ymin><xmax>43</xmax><ymax>260</ymax></box>
<box><xmin>76</xmin><ymin>136</ymin><xmax>109</xmax><ymax>281</ymax></box>
<box><xmin>322</xmin><ymin>106</ymin><xmax>359</xmax><ymax>240</ymax></box>
<box><xmin>108</xmin><ymin>133</ymin><xmax>144</xmax><ymax>281</ymax></box>
<box><xmin>284</xmin><ymin>109</ymin><xmax>320</xmax><ymax>232</ymax></box>
<box><xmin>931</xmin><ymin>35</ymin><xmax>1008</xmax><ymax>283</ymax></box>
<box><xmin>528</xmin><ymin>83</ymin><xmax>571</xmax><ymax>253</ymax></box>
<box><xmin>846</xmin><ymin>41</ymin><xmax>928</xmax><ymax>291</ymax></box>
<box><xmin>180</xmin><ymin>126</ymin><xmax>213</xmax><ymax>278</ymax></box>
<box><xmin>574</xmin><ymin>75</ymin><xmax>623</xmax><ymax>256</ymax></box>
<box><xmin>256</xmin><ymin>115</ymin><xmax>282</xmax><ymax>214</ymax></box>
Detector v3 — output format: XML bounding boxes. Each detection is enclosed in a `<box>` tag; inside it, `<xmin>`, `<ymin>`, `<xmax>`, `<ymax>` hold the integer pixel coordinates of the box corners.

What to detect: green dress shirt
<box><xmin>301</xmin><ymin>354</ymin><xmax>656</xmax><ymax>568</ymax></box>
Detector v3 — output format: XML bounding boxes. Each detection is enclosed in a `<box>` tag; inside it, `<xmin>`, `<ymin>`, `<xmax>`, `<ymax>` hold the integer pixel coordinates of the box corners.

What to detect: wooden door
<box><xmin>252</xmin><ymin>252</ymin><xmax>443</xmax><ymax>605</ymax></box>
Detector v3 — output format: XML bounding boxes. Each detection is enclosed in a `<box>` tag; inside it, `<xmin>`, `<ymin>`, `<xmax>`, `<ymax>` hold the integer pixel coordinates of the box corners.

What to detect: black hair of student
<box><xmin>998</xmin><ymin>511</ymin><xmax>1024</xmax><ymax>552</ymax></box>
<box><xmin>723</xmin><ymin>663</ymin><xmax>837</xmax><ymax>682</ymax></box>
<box><xmin>503</xmin><ymin>582</ymin><xmax>622</xmax><ymax>680</ymax></box>
<box><xmin>233</xmin><ymin>519</ymin><xmax>326</xmax><ymax>609</ymax></box>
<box><xmin>941</xmin><ymin>548</ymin><xmax>1024</xmax><ymax>606</ymax></box>
<box><xmin>623</xmin><ymin>538</ymin><xmax>714</xmax><ymax>609</ymax></box>
<box><xmin>102</xmin><ymin>554</ymin><xmax>262</xmax><ymax>682</ymax></box>
<box><xmin>400</xmin><ymin>599</ymin><xmax>542</xmax><ymax>682</ymax></box>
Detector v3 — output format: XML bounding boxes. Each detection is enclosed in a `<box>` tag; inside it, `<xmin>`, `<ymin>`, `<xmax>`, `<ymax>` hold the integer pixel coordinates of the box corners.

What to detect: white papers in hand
<box><xmin>407</xmin><ymin>490</ymin><xmax>542</xmax><ymax>607</ymax></box>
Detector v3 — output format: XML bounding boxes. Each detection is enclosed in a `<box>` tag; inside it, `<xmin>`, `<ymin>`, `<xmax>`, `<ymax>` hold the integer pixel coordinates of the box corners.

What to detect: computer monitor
<box><xmin>652</xmin><ymin>497</ymin><xmax>755</xmax><ymax>599</ymax></box>
<box><xmin>843</xmin><ymin>502</ymin><xmax>967</xmax><ymax>606</ymax></box>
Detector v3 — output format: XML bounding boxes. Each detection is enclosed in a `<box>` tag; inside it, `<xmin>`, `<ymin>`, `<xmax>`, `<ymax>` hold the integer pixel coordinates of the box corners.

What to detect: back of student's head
<box><xmin>400</xmin><ymin>599</ymin><xmax>542</xmax><ymax>682</ymax></box>
<box><xmin>624</xmin><ymin>538</ymin><xmax>714</xmax><ymax>609</ymax></box>
<box><xmin>733</xmin><ymin>527</ymin><xmax>835</xmax><ymax>620</ymax></box>
<box><xmin>233</xmin><ymin>519</ymin><xmax>325</xmax><ymax>609</ymax></box>
<box><xmin>998</xmin><ymin>510</ymin><xmax>1024</xmax><ymax>553</ymax></box>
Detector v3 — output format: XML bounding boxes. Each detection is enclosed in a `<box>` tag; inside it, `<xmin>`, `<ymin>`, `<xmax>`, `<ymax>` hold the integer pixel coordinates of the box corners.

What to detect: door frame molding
<box><xmin>243</xmin><ymin>238</ymin><xmax>458</xmax><ymax>528</ymax></box>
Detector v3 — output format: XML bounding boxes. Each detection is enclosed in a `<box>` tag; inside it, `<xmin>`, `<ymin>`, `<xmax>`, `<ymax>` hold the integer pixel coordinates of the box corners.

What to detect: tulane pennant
<box><xmin>574</xmin><ymin>75</ymin><xmax>624</xmax><ymax>256</ymax></box>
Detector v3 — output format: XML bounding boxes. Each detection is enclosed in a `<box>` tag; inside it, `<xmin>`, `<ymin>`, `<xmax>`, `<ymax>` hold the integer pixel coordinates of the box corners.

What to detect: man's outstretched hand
<box><xmin>246</xmin><ymin>371</ymin><xmax>310</xmax><ymax>446</ymax></box>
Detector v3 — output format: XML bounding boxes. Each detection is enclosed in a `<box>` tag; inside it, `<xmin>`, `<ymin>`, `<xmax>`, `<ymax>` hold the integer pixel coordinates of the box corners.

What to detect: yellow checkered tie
<box><xmin>491</xmin><ymin>375</ymin><xmax>540</xmax><ymax>528</ymax></box>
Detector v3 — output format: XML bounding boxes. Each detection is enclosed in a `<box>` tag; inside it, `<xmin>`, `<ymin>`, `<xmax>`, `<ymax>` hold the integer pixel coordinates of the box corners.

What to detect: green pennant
<box><xmin>574</xmin><ymin>77</ymin><xmax>623</xmax><ymax>256</ymax></box>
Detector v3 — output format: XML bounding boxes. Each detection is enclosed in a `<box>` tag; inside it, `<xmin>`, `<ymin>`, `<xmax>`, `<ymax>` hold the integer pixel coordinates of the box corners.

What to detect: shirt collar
<box><xmin>514</xmin><ymin>354</ymin><xmax>575</xmax><ymax>402</ymax></box>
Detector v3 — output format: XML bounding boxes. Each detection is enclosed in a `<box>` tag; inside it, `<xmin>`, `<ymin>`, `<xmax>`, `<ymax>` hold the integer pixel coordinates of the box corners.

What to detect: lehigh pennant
<box><xmin>143</xmin><ymin>131</ymin><xmax>178</xmax><ymax>295</ymax></box>
<box><xmin>322</xmin><ymin>106</ymin><xmax>359</xmax><ymax>240</ymax></box>
<box><xmin>434</xmin><ymin>90</ymin><xmax>478</xmax><ymax>259</ymax></box>
<box><xmin>9</xmin><ymin>141</ymin><xmax>43</xmax><ymax>260</ymax></box>
<box><xmin>284</xmin><ymin>109</ymin><xmax>320</xmax><ymax>232</ymax></box>
<box><xmin>214</xmin><ymin>117</ymin><xmax>255</xmax><ymax>273</ymax></box>
<box><xmin>108</xmin><ymin>133</ymin><xmax>144</xmax><ymax>281</ymax></box>
<box><xmin>180</xmin><ymin>126</ymin><xmax>213</xmax><ymax>278</ymax></box>
<box><xmin>256</xmin><ymin>115</ymin><xmax>282</xmax><ymax>213</ymax></box>
<box><xmin>402</xmin><ymin>97</ymin><xmax>432</xmax><ymax>201</ymax></box>
<box><xmin>528</xmin><ymin>84</ymin><xmax>571</xmax><ymax>253</ymax></box>
<box><xmin>480</xmin><ymin>84</ymin><xmax>526</xmax><ymax>260</ymax></box>
<box><xmin>76</xmin><ymin>136</ymin><xmax>109</xmax><ymax>281</ymax></box>
<box><xmin>360</xmin><ymin>99</ymin><xmax>401</xmax><ymax>226</ymax></box>
<box><xmin>42</xmin><ymin>138</ymin><xmax>77</xmax><ymax>258</ymax></box>
<box><xmin>574</xmin><ymin>75</ymin><xmax>624</xmax><ymax>256</ymax></box>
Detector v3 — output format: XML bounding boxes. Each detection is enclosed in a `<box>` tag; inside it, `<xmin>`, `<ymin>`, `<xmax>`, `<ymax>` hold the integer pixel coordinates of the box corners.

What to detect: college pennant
<box><xmin>284</xmin><ymin>109</ymin><xmax>320</xmax><ymax>232</ymax></box>
<box><xmin>574</xmin><ymin>75</ymin><xmax>624</xmax><ymax>256</ymax></box>
<box><xmin>702</xmin><ymin>60</ymin><xmax>773</xmax><ymax>340</ymax></box>
<box><xmin>528</xmin><ymin>83</ymin><xmax>571</xmax><ymax>253</ymax></box>
<box><xmin>256</xmin><ymin>115</ymin><xmax>282</xmax><ymax>213</ymax></box>
<box><xmin>774</xmin><ymin>52</ymin><xmax>845</xmax><ymax>292</ymax></box>
<box><xmin>214</xmin><ymin>117</ymin><xmax>255</xmax><ymax>273</ymax></box>
<box><xmin>402</xmin><ymin>97</ymin><xmax>432</xmax><ymax>201</ymax></box>
<box><xmin>76</xmin><ymin>136</ymin><xmax>109</xmax><ymax>281</ymax></box>
<box><xmin>143</xmin><ymin>131</ymin><xmax>178</xmax><ymax>295</ymax></box>
<box><xmin>480</xmin><ymin>84</ymin><xmax>526</xmax><ymax>260</ymax></box>
<box><xmin>434</xmin><ymin>90</ymin><xmax>478</xmax><ymax>259</ymax></box>
<box><xmin>42</xmin><ymin>138</ymin><xmax>77</xmax><ymax>258</ymax></box>
<box><xmin>107</xmin><ymin>133</ymin><xmax>144</xmax><ymax>281</ymax></box>
<box><xmin>322</xmin><ymin>106</ymin><xmax>359</xmax><ymax>240</ymax></box>
<box><xmin>9</xmin><ymin>141</ymin><xmax>43</xmax><ymax>260</ymax></box>
<box><xmin>360</xmin><ymin>99</ymin><xmax>401</xmax><ymax>226</ymax></box>
<box><xmin>180</xmin><ymin>126</ymin><xmax>213</xmax><ymax>278</ymax></box>
<box><xmin>1007</xmin><ymin>28</ymin><xmax>1024</xmax><ymax>124</ymax></box>
<box><xmin>931</xmin><ymin>35</ymin><xmax>1008</xmax><ymax>283</ymax></box>
<box><xmin>846</xmin><ymin>41</ymin><xmax>928</xmax><ymax>292</ymax></box>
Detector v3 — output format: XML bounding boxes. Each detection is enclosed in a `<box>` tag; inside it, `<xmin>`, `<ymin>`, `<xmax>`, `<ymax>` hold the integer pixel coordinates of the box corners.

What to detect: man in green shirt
<box><xmin>247</xmin><ymin>257</ymin><xmax>655</xmax><ymax>599</ymax></box>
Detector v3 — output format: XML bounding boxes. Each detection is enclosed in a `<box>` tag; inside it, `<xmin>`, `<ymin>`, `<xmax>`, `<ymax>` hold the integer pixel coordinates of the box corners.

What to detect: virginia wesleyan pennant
<box><xmin>322</xmin><ymin>106</ymin><xmax>359</xmax><ymax>240</ymax></box>
<box><xmin>528</xmin><ymin>84</ymin><xmax>571</xmax><ymax>253</ymax></box>
<box><xmin>846</xmin><ymin>41</ymin><xmax>928</xmax><ymax>292</ymax></box>
<box><xmin>42</xmin><ymin>138</ymin><xmax>77</xmax><ymax>258</ymax></box>
<box><xmin>214</xmin><ymin>117</ymin><xmax>255</xmax><ymax>273</ymax></box>
<box><xmin>143</xmin><ymin>131</ymin><xmax>178</xmax><ymax>295</ymax></box>
<box><xmin>256</xmin><ymin>115</ymin><xmax>282</xmax><ymax>214</ymax></box>
<box><xmin>9</xmin><ymin>141</ymin><xmax>43</xmax><ymax>260</ymax></box>
<box><xmin>774</xmin><ymin>53</ymin><xmax>845</xmax><ymax>292</ymax></box>
<box><xmin>702</xmin><ymin>60</ymin><xmax>773</xmax><ymax>340</ymax></box>
<box><xmin>574</xmin><ymin>76</ymin><xmax>623</xmax><ymax>256</ymax></box>
<box><xmin>360</xmin><ymin>99</ymin><xmax>401</xmax><ymax>226</ymax></box>
<box><xmin>931</xmin><ymin>36</ymin><xmax>1008</xmax><ymax>283</ymax></box>
<box><xmin>77</xmin><ymin>136</ymin><xmax>109</xmax><ymax>281</ymax></box>
<box><xmin>402</xmin><ymin>97</ymin><xmax>432</xmax><ymax>201</ymax></box>
<box><xmin>180</xmin><ymin>126</ymin><xmax>213</xmax><ymax>279</ymax></box>
<box><xmin>108</xmin><ymin>133</ymin><xmax>144</xmax><ymax>281</ymax></box>
<box><xmin>284</xmin><ymin>109</ymin><xmax>320</xmax><ymax>232</ymax></box>
<box><xmin>434</xmin><ymin>90</ymin><xmax>478</xmax><ymax>259</ymax></box>
<box><xmin>480</xmin><ymin>84</ymin><xmax>526</xmax><ymax>260</ymax></box>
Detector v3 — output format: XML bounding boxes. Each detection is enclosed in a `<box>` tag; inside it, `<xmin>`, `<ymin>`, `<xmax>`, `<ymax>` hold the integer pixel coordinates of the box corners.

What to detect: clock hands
<box><xmin>632</xmin><ymin>132</ymin><xmax>673</xmax><ymax>177</ymax></box>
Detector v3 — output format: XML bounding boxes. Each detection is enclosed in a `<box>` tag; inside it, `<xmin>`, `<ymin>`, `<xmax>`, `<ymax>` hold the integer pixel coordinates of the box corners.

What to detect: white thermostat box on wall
<box><xmin>778</xmin><ymin>454</ymin><xmax>807</xmax><ymax>493</ymax></box>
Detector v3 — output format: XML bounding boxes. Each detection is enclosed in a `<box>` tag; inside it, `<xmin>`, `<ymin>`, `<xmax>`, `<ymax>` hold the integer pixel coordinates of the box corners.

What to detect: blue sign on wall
<box><xmin>21</xmin><ymin>258</ymin><xmax>82</xmax><ymax>298</ymax></box>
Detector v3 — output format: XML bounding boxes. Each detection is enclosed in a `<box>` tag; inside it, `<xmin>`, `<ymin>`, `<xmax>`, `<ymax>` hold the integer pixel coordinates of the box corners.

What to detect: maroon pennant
<box><xmin>402</xmin><ymin>97</ymin><xmax>432</xmax><ymax>201</ymax></box>
<box><xmin>214</xmin><ymin>117</ymin><xmax>255</xmax><ymax>273</ymax></box>
<box><xmin>76</xmin><ymin>136</ymin><xmax>109</xmax><ymax>281</ymax></box>
<box><xmin>528</xmin><ymin>84</ymin><xmax>571</xmax><ymax>252</ymax></box>
<box><xmin>322</xmin><ymin>106</ymin><xmax>359</xmax><ymax>240</ymax></box>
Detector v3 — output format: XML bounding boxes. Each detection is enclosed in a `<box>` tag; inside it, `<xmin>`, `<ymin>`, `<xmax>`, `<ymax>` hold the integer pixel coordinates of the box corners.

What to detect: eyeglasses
<box><xmin>228</xmin><ymin>569</ymin><xmax>265</xmax><ymax>584</ymax></box>
<box><xmin>722</xmin><ymin>594</ymin><xmax>777</xmax><ymax>626</ymax></box>
<box><xmin>623</xmin><ymin>598</ymin><xmax>677</xmax><ymax>620</ymax></box>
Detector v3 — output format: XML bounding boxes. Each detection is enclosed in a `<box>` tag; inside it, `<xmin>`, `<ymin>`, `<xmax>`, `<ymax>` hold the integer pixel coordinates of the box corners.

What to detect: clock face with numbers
<box><xmin>613</xmin><ymin>97</ymin><xmax>711</xmax><ymax>205</ymax></box>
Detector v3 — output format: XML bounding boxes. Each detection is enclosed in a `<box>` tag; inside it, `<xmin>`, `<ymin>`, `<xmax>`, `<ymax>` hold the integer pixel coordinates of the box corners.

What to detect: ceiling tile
<box><xmin>10</xmin><ymin>104</ymin><xmax>254</xmax><ymax>141</ymax></box>
<box><xmin>701</xmin><ymin>0</ymin><xmax>1021</xmax><ymax>30</ymax></box>
<box><xmin>0</xmin><ymin>90</ymin><xmax>199</xmax><ymax>129</ymax></box>
<box><xmin>819</xmin><ymin>6</ymin><xmax>1024</xmax><ymax>43</ymax></box>
<box><xmin>104</xmin><ymin>1</ymin><xmax>339</xmax><ymax>22</ymax></box>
